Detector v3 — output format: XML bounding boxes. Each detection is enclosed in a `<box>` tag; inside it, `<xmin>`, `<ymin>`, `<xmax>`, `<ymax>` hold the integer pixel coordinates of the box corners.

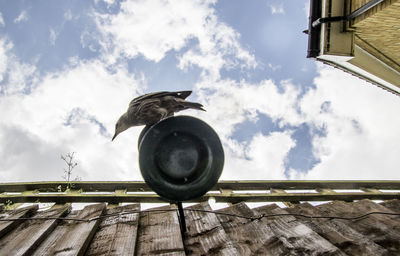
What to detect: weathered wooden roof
<box><xmin>1</xmin><ymin>199</ymin><xmax>400</xmax><ymax>255</ymax></box>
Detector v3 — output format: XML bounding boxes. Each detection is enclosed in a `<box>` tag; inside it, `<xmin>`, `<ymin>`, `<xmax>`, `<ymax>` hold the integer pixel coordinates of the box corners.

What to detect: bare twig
<box><xmin>61</xmin><ymin>152</ymin><xmax>80</xmax><ymax>189</ymax></box>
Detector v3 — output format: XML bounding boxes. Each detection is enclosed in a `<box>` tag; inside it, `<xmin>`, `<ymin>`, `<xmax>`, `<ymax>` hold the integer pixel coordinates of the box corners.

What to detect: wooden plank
<box><xmin>270</xmin><ymin>188</ymin><xmax>299</xmax><ymax>207</ymax></box>
<box><xmin>361</xmin><ymin>188</ymin><xmax>383</xmax><ymax>193</ymax></box>
<box><xmin>184</xmin><ymin>202</ymin><xmax>240</xmax><ymax>255</ymax></box>
<box><xmin>315</xmin><ymin>188</ymin><xmax>336</xmax><ymax>194</ymax></box>
<box><xmin>0</xmin><ymin>204</ymin><xmax>70</xmax><ymax>256</ymax></box>
<box><xmin>352</xmin><ymin>199</ymin><xmax>400</xmax><ymax>225</ymax></box>
<box><xmin>215</xmin><ymin>202</ymin><xmax>284</xmax><ymax>255</ymax></box>
<box><xmin>0</xmin><ymin>205</ymin><xmax>38</xmax><ymax>239</ymax></box>
<box><xmin>285</xmin><ymin>202</ymin><xmax>387</xmax><ymax>255</ymax></box>
<box><xmin>1</xmin><ymin>180</ymin><xmax>400</xmax><ymax>193</ymax></box>
<box><xmin>209</xmin><ymin>191</ymin><xmax>400</xmax><ymax>203</ymax></box>
<box><xmin>108</xmin><ymin>189</ymin><xmax>127</xmax><ymax>207</ymax></box>
<box><xmin>32</xmin><ymin>203</ymin><xmax>105</xmax><ymax>256</ymax></box>
<box><xmin>317</xmin><ymin>200</ymin><xmax>400</xmax><ymax>254</ymax></box>
<box><xmin>219</xmin><ymin>189</ymin><xmax>233</xmax><ymax>195</ymax></box>
<box><xmin>251</xmin><ymin>204</ymin><xmax>345</xmax><ymax>255</ymax></box>
<box><xmin>381</xmin><ymin>199</ymin><xmax>400</xmax><ymax>212</ymax></box>
<box><xmin>135</xmin><ymin>205</ymin><xmax>185</xmax><ymax>255</ymax></box>
<box><xmin>86</xmin><ymin>204</ymin><xmax>140</xmax><ymax>256</ymax></box>
<box><xmin>219</xmin><ymin>189</ymin><xmax>233</xmax><ymax>206</ymax></box>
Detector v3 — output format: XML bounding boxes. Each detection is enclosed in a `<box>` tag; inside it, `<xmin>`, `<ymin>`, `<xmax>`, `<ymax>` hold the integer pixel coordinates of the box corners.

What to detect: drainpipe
<box><xmin>307</xmin><ymin>0</ymin><xmax>322</xmax><ymax>58</ymax></box>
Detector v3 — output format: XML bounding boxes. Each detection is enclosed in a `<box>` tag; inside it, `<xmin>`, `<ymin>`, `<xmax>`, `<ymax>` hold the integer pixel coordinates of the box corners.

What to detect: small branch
<box><xmin>61</xmin><ymin>152</ymin><xmax>80</xmax><ymax>190</ymax></box>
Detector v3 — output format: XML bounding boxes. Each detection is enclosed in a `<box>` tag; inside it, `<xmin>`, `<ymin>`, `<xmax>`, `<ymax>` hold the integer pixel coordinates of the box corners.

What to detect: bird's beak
<box><xmin>112</xmin><ymin>132</ymin><xmax>117</xmax><ymax>141</ymax></box>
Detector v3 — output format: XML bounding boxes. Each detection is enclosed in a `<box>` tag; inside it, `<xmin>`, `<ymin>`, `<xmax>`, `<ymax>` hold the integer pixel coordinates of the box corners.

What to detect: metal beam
<box><xmin>0</xmin><ymin>180</ymin><xmax>400</xmax><ymax>204</ymax></box>
<box><xmin>2</xmin><ymin>180</ymin><xmax>400</xmax><ymax>192</ymax></box>
<box><xmin>0</xmin><ymin>191</ymin><xmax>399</xmax><ymax>204</ymax></box>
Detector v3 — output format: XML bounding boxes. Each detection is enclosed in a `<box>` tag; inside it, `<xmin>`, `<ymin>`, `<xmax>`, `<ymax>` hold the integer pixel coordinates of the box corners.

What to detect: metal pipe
<box><xmin>311</xmin><ymin>0</ymin><xmax>385</xmax><ymax>28</ymax></box>
<box><xmin>347</xmin><ymin>0</ymin><xmax>384</xmax><ymax>20</ymax></box>
<box><xmin>177</xmin><ymin>202</ymin><xmax>187</xmax><ymax>235</ymax></box>
<box><xmin>312</xmin><ymin>16</ymin><xmax>346</xmax><ymax>28</ymax></box>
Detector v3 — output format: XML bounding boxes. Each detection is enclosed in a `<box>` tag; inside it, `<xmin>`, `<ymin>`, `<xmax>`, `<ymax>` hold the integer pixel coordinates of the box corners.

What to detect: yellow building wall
<box><xmin>349</xmin><ymin>0</ymin><xmax>400</xmax><ymax>73</ymax></box>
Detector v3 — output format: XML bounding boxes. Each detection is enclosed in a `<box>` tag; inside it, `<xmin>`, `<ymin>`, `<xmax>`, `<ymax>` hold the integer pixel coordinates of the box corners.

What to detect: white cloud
<box><xmin>1</xmin><ymin>1</ymin><xmax>261</xmax><ymax>182</ymax></box>
<box><xmin>303</xmin><ymin>1</ymin><xmax>310</xmax><ymax>18</ymax></box>
<box><xmin>0</xmin><ymin>37</ymin><xmax>37</xmax><ymax>94</ymax></box>
<box><xmin>2</xmin><ymin>0</ymin><xmax>400</xmax><ymax>185</ymax></box>
<box><xmin>103</xmin><ymin>0</ymin><xmax>116</xmax><ymax>5</ymax></box>
<box><xmin>14</xmin><ymin>10</ymin><xmax>28</xmax><ymax>24</ymax></box>
<box><xmin>195</xmin><ymin>78</ymin><xmax>303</xmax><ymax>137</ymax></box>
<box><xmin>80</xmin><ymin>28</ymin><xmax>100</xmax><ymax>52</ymax></box>
<box><xmin>292</xmin><ymin>65</ymin><xmax>400</xmax><ymax>180</ymax></box>
<box><xmin>49</xmin><ymin>28</ymin><xmax>57</xmax><ymax>45</ymax></box>
<box><xmin>0</xmin><ymin>124</ymin><xmax>68</xmax><ymax>181</ymax></box>
<box><xmin>221</xmin><ymin>131</ymin><xmax>295</xmax><ymax>180</ymax></box>
<box><xmin>268</xmin><ymin>63</ymin><xmax>281</xmax><ymax>71</ymax></box>
<box><xmin>193</xmin><ymin>62</ymin><xmax>400</xmax><ymax>181</ymax></box>
<box><xmin>0</xmin><ymin>38</ymin><xmax>11</xmax><ymax>82</ymax></box>
<box><xmin>4</xmin><ymin>58</ymin><xmax>398</xmax><ymax>182</ymax></box>
<box><xmin>95</xmin><ymin>0</ymin><xmax>209</xmax><ymax>61</ymax></box>
<box><xmin>183</xmin><ymin>77</ymin><xmax>303</xmax><ymax>180</ymax></box>
<box><xmin>0</xmin><ymin>12</ymin><xmax>5</xmax><ymax>27</ymax></box>
<box><xmin>269</xmin><ymin>4</ymin><xmax>285</xmax><ymax>15</ymax></box>
<box><xmin>64</xmin><ymin>10</ymin><xmax>73</xmax><ymax>20</ymax></box>
<box><xmin>177</xmin><ymin>14</ymin><xmax>257</xmax><ymax>78</ymax></box>
<box><xmin>95</xmin><ymin>0</ymin><xmax>255</xmax><ymax>79</ymax></box>
<box><xmin>22</xmin><ymin>59</ymin><xmax>142</xmax><ymax>141</ymax></box>
<box><xmin>0</xmin><ymin>48</ymin><xmax>148</xmax><ymax>181</ymax></box>
<box><xmin>177</xmin><ymin>18</ymin><xmax>256</xmax><ymax>80</ymax></box>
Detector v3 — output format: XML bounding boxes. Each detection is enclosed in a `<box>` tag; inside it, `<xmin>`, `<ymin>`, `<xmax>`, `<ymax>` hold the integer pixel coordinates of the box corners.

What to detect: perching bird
<box><xmin>112</xmin><ymin>90</ymin><xmax>205</xmax><ymax>141</ymax></box>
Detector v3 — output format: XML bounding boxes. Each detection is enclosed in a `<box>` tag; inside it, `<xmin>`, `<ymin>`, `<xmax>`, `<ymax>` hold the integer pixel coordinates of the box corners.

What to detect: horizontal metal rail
<box><xmin>2</xmin><ymin>180</ymin><xmax>400</xmax><ymax>192</ymax></box>
<box><xmin>0</xmin><ymin>180</ymin><xmax>399</xmax><ymax>204</ymax></box>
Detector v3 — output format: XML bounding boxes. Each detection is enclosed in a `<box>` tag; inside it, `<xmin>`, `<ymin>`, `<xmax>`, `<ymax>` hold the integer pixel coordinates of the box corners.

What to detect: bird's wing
<box><xmin>129</xmin><ymin>91</ymin><xmax>192</xmax><ymax>108</ymax></box>
<box><xmin>128</xmin><ymin>98</ymin><xmax>160</xmax><ymax>116</ymax></box>
<box><xmin>137</xmin><ymin>98</ymin><xmax>161</xmax><ymax>113</ymax></box>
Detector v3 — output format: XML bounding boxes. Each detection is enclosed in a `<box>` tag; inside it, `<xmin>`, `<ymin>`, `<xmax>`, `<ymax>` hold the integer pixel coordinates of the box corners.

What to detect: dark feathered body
<box><xmin>112</xmin><ymin>90</ymin><xmax>205</xmax><ymax>140</ymax></box>
<box><xmin>127</xmin><ymin>90</ymin><xmax>205</xmax><ymax>125</ymax></box>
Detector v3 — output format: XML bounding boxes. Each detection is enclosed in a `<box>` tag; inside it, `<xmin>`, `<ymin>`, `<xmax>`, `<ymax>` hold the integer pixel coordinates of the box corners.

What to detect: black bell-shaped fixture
<box><xmin>138</xmin><ymin>115</ymin><xmax>224</xmax><ymax>202</ymax></box>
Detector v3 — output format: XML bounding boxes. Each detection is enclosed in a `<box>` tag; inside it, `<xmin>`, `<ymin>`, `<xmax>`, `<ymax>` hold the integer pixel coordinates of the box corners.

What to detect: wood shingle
<box><xmin>0</xmin><ymin>199</ymin><xmax>399</xmax><ymax>255</ymax></box>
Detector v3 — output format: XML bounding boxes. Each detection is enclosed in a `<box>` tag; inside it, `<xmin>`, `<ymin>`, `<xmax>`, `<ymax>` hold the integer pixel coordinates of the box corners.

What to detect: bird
<box><xmin>112</xmin><ymin>90</ymin><xmax>205</xmax><ymax>141</ymax></box>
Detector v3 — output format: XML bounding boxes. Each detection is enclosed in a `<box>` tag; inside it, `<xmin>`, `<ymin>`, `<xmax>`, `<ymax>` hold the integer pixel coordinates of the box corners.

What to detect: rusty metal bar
<box><xmin>1</xmin><ymin>180</ymin><xmax>400</xmax><ymax>192</ymax></box>
<box><xmin>0</xmin><ymin>180</ymin><xmax>399</xmax><ymax>204</ymax></box>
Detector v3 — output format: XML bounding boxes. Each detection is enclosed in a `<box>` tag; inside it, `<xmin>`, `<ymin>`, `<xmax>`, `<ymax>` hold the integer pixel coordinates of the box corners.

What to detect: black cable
<box><xmin>183</xmin><ymin>209</ymin><xmax>400</xmax><ymax>221</ymax></box>
<box><xmin>1</xmin><ymin>208</ymin><xmax>400</xmax><ymax>223</ymax></box>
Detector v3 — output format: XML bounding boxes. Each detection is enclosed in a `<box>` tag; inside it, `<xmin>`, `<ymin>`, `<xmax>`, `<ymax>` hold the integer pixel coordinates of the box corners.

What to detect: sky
<box><xmin>0</xmin><ymin>0</ymin><xmax>399</xmax><ymax>183</ymax></box>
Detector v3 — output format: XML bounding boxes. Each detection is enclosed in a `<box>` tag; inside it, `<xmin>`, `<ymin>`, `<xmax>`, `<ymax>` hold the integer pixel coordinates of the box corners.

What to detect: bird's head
<box><xmin>112</xmin><ymin>114</ymin><xmax>130</xmax><ymax>141</ymax></box>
